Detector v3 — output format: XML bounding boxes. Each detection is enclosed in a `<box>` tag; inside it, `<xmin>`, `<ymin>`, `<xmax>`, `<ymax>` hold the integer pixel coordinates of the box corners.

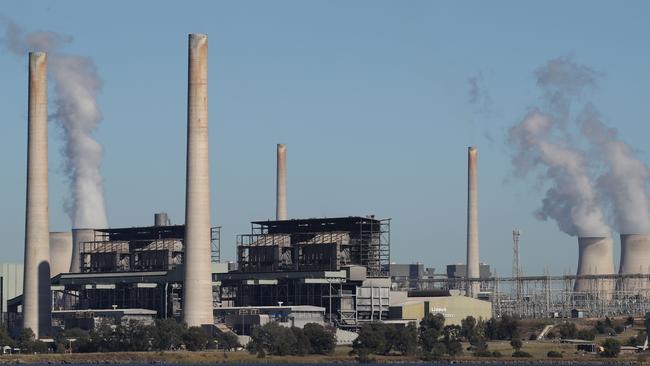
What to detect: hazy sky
<box><xmin>1</xmin><ymin>0</ymin><xmax>649</xmax><ymax>277</ymax></box>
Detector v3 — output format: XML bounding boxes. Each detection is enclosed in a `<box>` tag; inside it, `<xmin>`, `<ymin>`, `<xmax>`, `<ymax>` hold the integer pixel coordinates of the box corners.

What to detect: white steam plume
<box><xmin>509</xmin><ymin>111</ymin><xmax>609</xmax><ymax>236</ymax></box>
<box><xmin>509</xmin><ymin>58</ymin><xmax>609</xmax><ymax>237</ymax></box>
<box><xmin>1</xmin><ymin>19</ymin><xmax>108</xmax><ymax>229</ymax></box>
<box><xmin>580</xmin><ymin>107</ymin><xmax>650</xmax><ymax>234</ymax></box>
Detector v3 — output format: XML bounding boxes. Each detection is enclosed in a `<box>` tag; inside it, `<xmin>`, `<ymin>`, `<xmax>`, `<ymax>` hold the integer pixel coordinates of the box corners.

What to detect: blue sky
<box><xmin>1</xmin><ymin>0</ymin><xmax>649</xmax><ymax>276</ymax></box>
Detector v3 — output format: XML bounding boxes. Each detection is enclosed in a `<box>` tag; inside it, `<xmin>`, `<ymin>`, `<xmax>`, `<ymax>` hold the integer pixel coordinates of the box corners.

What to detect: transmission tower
<box><xmin>512</xmin><ymin>229</ymin><xmax>521</xmax><ymax>278</ymax></box>
<box><xmin>512</xmin><ymin>229</ymin><xmax>522</xmax><ymax>306</ymax></box>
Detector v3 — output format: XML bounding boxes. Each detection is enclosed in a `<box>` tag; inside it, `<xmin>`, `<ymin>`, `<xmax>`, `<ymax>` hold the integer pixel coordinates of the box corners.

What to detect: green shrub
<box><xmin>547</xmin><ymin>350</ymin><xmax>563</xmax><ymax>358</ymax></box>
<box><xmin>512</xmin><ymin>350</ymin><xmax>532</xmax><ymax>358</ymax></box>
<box><xmin>600</xmin><ymin>338</ymin><xmax>621</xmax><ymax>358</ymax></box>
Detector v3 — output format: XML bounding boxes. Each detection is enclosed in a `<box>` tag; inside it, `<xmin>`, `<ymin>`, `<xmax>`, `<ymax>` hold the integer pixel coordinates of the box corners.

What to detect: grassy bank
<box><xmin>0</xmin><ymin>343</ymin><xmax>647</xmax><ymax>364</ymax></box>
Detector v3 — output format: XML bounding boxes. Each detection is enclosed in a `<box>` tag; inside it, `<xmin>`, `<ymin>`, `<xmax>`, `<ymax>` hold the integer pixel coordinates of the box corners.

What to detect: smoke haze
<box><xmin>1</xmin><ymin>18</ymin><xmax>108</xmax><ymax>229</ymax></box>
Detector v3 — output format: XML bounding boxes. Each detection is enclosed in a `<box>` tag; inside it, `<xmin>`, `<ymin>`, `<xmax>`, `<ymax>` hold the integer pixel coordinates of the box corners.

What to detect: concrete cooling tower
<box><xmin>574</xmin><ymin>236</ymin><xmax>615</xmax><ymax>295</ymax></box>
<box><xmin>182</xmin><ymin>33</ymin><xmax>214</xmax><ymax>327</ymax></box>
<box><xmin>49</xmin><ymin>232</ymin><xmax>72</xmax><ymax>277</ymax></box>
<box><xmin>70</xmin><ymin>228</ymin><xmax>95</xmax><ymax>273</ymax></box>
<box><xmin>618</xmin><ymin>234</ymin><xmax>650</xmax><ymax>291</ymax></box>
<box><xmin>22</xmin><ymin>52</ymin><xmax>51</xmax><ymax>338</ymax></box>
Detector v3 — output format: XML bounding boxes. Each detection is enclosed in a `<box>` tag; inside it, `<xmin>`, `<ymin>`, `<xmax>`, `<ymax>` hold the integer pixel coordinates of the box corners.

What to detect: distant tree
<box><xmin>419</xmin><ymin>313</ymin><xmax>445</xmax><ymax>352</ymax></box>
<box><xmin>576</xmin><ymin>329</ymin><xmax>596</xmax><ymax>341</ymax></box>
<box><xmin>391</xmin><ymin>323</ymin><xmax>417</xmax><ymax>356</ymax></box>
<box><xmin>600</xmin><ymin>338</ymin><xmax>621</xmax><ymax>358</ymax></box>
<box><xmin>215</xmin><ymin>332</ymin><xmax>240</xmax><ymax>351</ymax></box>
<box><xmin>248</xmin><ymin>322</ymin><xmax>298</xmax><ymax>356</ymax></box>
<box><xmin>557</xmin><ymin>322</ymin><xmax>577</xmax><ymax>339</ymax></box>
<box><xmin>510</xmin><ymin>338</ymin><xmax>522</xmax><ymax>351</ymax></box>
<box><xmin>302</xmin><ymin>323</ymin><xmax>335</xmax><ymax>355</ymax></box>
<box><xmin>353</xmin><ymin>323</ymin><xmax>391</xmax><ymax>355</ymax></box>
<box><xmin>625</xmin><ymin>316</ymin><xmax>635</xmax><ymax>326</ymax></box>
<box><xmin>150</xmin><ymin>319</ymin><xmax>187</xmax><ymax>350</ymax></box>
<box><xmin>461</xmin><ymin>316</ymin><xmax>477</xmax><ymax>341</ymax></box>
<box><xmin>183</xmin><ymin>326</ymin><xmax>212</xmax><ymax>351</ymax></box>
<box><xmin>447</xmin><ymin>340</ymin><xmax>463</xmax><ymax>356</ymax></box>
<box><xmin>291</xmin><ymin>327</ymin><xmax>311</xmax><ymax>355</ymax></box>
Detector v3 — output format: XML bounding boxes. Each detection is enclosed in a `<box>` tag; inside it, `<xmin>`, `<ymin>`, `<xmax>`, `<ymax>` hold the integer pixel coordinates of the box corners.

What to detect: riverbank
<box><xmin>0</xmin><ymin>344</ymin><xmax>646</xmax><ymax>364</ymax></box>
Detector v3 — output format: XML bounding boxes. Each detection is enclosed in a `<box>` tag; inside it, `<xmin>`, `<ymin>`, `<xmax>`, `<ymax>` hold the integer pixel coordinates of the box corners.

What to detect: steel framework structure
<box><xmin>419</xmin><ymin>273</ymin><xmax>650</xmax><ymax>318</ymax></box>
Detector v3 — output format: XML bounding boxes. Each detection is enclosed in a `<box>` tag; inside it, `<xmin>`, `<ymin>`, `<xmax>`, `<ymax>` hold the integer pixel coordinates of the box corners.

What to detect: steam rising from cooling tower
<box><xmin>1</xmin><ymin>19</ymin><xmax>108</xmax><ymax>230</ymax></box>
<box><xmin>276</xmin><ymin>144</ymin><xmax>287</xmax><ymax>220</ymax></box>
<box><xmin>508</xmin><ymin>110</ymin><xmax>609</xmax><ymax>237</ymax></box>
<box><xmin>182</xmin><ymin>33</ymin><xmax>214</xmax><ymax>327</ymax></box>
<box><xmin>580</xmin><ymin>109</ymin><xmax>650</xmax><ymax>235</ymax></box>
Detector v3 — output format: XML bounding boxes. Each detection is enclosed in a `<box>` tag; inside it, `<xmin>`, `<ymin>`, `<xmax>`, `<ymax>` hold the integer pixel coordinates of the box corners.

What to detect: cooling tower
<box><xmin>49</xmin><ymin>232</ymin><xmax>72</xmax><ymax>277</ymax></box>
<box><xmin>182</xmin><ymin>33</ymin><xmax>214</xmax><ymax>327</ymax></box>
<box><xmin>466</xmin><ymin>146</ymin><xmax>480</xmax><ymax>297</ymax></box>
<box><xmin>70</xmin><ymin>228</ymin><xmax>94</xmax><ymax>273</ymax></box>
<box><xmin>22</xmin><ymin>52</ymin><xmax>51</xmax><ymax>338</ymax></box>
<box><xmin>276</xmin><ymin>143</ymin><xmax>287</xmax><ymax>220</ymax></box>
<box><xmin>618</xmin><ymin>234</ymin><xmax>650</xmax><ymax>291</ymax></box>
<box><xmin>574</xmin><ymin>236</ymin><xmax>615</xmax><ymax>295</ymax></box>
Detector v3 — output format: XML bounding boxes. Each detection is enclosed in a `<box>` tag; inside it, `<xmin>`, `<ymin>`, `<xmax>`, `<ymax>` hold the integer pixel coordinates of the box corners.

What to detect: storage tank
<box><xmin>49</xmin><ymin>232</ymin><xmax>72</xmax><ymax>277</ymax></box>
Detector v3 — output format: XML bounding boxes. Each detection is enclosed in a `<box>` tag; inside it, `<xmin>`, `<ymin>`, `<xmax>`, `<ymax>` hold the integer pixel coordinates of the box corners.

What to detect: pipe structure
<box><xmin>276</xmin><ymin>143</ymin><xmax>287</xmax><ymax>220</ymax></box>
<box><xmin>466</xmin><ymin>147</ymin><xmax>480</xmax><ymax>297</ymax></box>
<box><xmin>70</xmin><ymin>228</ymin><xmax>94</xmax><ymax>273</ymax></box>
<box><xmin>49</xmin><ymin>232</ymin><xmax>72</xmax><ymax>277</ymax></box>
<box><xmin>22</xmin><ymin>52</ymin><xmax>51</xmax><ymax>338</ymax></box>
<box><xmin>574</xmin><ymin>236</ymin><xmax>615</xmax><ymax>296</ymax></box>
<box><xmin>618</xmin><ymin>234</ymin><xmax>650</xmax><ymax>291</ymax></box>
<box><xmin>182</xmin><ymin>33</ymin><xmax>214</xmax><ymax>327</ymax></box>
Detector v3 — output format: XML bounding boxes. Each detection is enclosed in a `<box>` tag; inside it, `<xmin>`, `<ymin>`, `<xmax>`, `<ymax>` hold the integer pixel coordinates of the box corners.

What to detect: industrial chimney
<box><xmin>182</xmin><ymin>33</ymin><xmax>214</xmax><ymax>327</ymax></box>
<box><xmin>466</xmin><ymin>146</ymin><xmax>480</xmax><ymax>297</ymax></box>
<box><xmin>22</xmin><ymin>52</ymin><xmax>51</xmax><ymax>338</ymax></box>
<box><xmin>574</xmin><ymin>236</ymin><xmax>615</xmax><ymax>295</ymax></box>
<box><xmin>618</xmin><ymin>234</ymin><xmax>650</xmax><ymax>291</ymax></box>
<box><xmin>49</xmin><ymin>232</ymin><xmax>72</xmax><ymax>277</ymax></box>
<box><xmin>276</xmin><ymin>143</ymin><xmax>287</xmax><ymax>220</ymax></box>
<box><xmin>70</xmin><ymin>228</ymin><xmax>94</xmax><ymax>273</ymax></box>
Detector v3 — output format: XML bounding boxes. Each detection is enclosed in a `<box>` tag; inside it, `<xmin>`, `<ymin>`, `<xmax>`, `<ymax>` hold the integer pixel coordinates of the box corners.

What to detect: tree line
<box><xmin>2</xmin><ymin>319</ymin><xmax>240</xmax><ymax>353</ymax></box>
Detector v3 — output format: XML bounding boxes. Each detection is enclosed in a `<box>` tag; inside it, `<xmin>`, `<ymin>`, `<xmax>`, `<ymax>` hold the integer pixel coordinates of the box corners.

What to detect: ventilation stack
<box><xmin>22</xmin><ymin>52</ymin><xmax>51</xmax><ymax>338</ymax></box>
<box><xmin>70</xmin><ymin>228</ymin><xmax>94</xmax><ymax>273</ymax></box>
<box><xmin>276</xmin><ymin>143</ymin><xmax>287</xmax><ymax>220</ymax></box>
<box><xmin>466</xmin><ymin>146</ymin><xmax>480</xmax><ymax>297</ymax></box>
<box><xmin>574</xmin><ymin>236</ymin><xmax>615</xmax><ymax>296</ymax></box>
<box><xmin>49</xmin><ymin>232</ymin><xmax>72</xmax><ymax>277</ymax></box>
<box><xmin>618</xmin><ymin>234</ymin><xmax>650</xmax><ymax>291</ymax></box>
<box><xmin>154</xmin><ymin>212</ymin><xmax>169</xmax><ymax>227</ymax></box>
<box><xmin>182</xmin><ymin>33</ymin><xmax>214</xmax><ymax>327</ymax></box>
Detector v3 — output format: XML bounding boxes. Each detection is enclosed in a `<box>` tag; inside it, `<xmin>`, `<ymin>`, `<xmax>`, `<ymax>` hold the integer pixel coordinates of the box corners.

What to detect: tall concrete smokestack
<box><xmin>466</xmin><ymin>146</ymin><xmax>480</xmax><ymax>297</ymax></box>
<box><xmin>22</xmin><ymin>52</ymin><xmax>51</xmax><ymax>338</ymax></box>
<box><xmin>276</xmin><ymin>143</ymin><xmax>287</xmax><ymax>220</ymax></box>
<box><xmin>618</xmin><ymin>234</ymin><xmax>650</xmax><ymax>291</ymax></box>
<box><xmin>574</xmin><ymin>236</ymin><xmax>615</xmax><ymax>295</ymax></box>
<box><xmin>182</xmin><ymin>33</ymin><xmax>213</xmax><ymax>327</ymax></box>
<box><xmin>70</xmin><ymin>228</ymin><xmax>94</xmax><ymax>273</ymax></box>
<box><xmin>49</xmin><ymin>232</ymin><xmax>72</xmax><ymax>277</ymax></box>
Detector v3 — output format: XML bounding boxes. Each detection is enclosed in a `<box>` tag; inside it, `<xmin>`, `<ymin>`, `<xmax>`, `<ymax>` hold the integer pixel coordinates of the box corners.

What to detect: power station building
<box><xmin>216</xmin><ymin>216</ymin><xmax>392</xmax><ymax>328</ymax></box>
